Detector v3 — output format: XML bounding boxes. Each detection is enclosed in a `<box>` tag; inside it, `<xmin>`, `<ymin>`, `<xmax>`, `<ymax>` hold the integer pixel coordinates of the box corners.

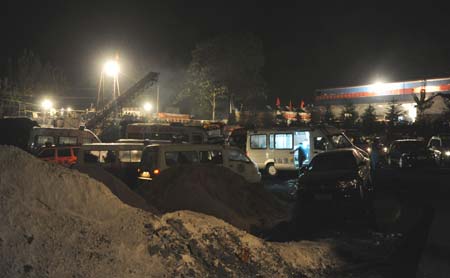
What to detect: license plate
<box><xmin>314</xmin><ymin>193</ymin><xmax>332</xmax><ymax>200</ymax></box>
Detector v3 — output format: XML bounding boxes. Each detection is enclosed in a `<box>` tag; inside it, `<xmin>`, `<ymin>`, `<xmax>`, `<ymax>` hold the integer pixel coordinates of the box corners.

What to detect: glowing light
<box><xmin>402</xmin><ymin>103</ymin><xmax>417</xmax><ymax>122</ymax></box>
<box><xmin>153</xmin><ymin>169</ymin><xmax>160</xmax><ymax>175</ymax></box>
<box><xmin>103</xmin><ymin>60</ymin><xmax>120</xmax><ymax>77</ymax></box>
<box><xmin>67</xmin><ymin>107</ymin><xmax>72</xmax><ymax>112</ymax></box>
<box><xmin>445</xmin><ymin>151</ymin><xmax>450</xmax><ymax>157</ymax></box>
<box><xmin>370</xmin><ymin>81</ymin><xmax>386</xmax><ymax>94</ymax></box>
<box><xmin>41</xmin><ymin>99</ymin><xmax>53</xmax><ymax>110</ymax></box>
<box><xmin>143</xmin><ymin>102</ymin><xmax>153</xmax><ymax>112</ymax></box>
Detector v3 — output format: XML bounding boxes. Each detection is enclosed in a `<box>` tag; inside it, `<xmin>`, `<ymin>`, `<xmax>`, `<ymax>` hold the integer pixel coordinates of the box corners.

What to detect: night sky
<box><xmin>2</xmin><ymin>1</ymin><xmax>450</xmax><ymax>108</ymax></box>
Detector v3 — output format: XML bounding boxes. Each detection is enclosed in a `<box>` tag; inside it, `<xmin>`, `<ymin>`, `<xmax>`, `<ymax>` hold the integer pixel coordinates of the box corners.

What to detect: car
<box><xmin>297</xmin><ymin>148</ymin><xmax>372</xmax><ymax>206</ymax></box>
<box><xmin>427</xmin><ymin>135</ymin><xmax>450</xmax><ymax>167</ymax></box>
<box><xmin>35</xmin><ymin>145</ymin><xmax>80</xmax><ymax>166</ymax></box>
<box><xmin>387</xmin><ymin>139</ymin><xmax>429</xmax><ymax>168</ymax></box>
<box><xmin>138</xmin><ymin>144</ymin><xmax>262</xmax><ymax>183</ymax></box>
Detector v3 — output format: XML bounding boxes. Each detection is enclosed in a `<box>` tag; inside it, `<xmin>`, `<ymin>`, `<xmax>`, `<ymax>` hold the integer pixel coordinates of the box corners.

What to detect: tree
<box><xmin>177</xmin><ymin>33</ymin><xmax>267</xmax><ymax>119</ymax></box>
<box><xmin>413</xmin><ymin>89</ymin><xmax>434</xmax><ymax>122</ymax></box>
<box><xmin>361</xmin><ymin>105</ymin><xmax>377</xmax><ymax>134</ymax></box>
<box><xmin>385</xmin><ymin>99</ymin><xmax>404</xmax><ymax>126</ymax></box>
<box><xmin>0</xmin><ymin>49</ymin><xmax>68</xmax><ymax>116</ymax></box>
<box><xmin>323</xmin><ymin>104</ymin><xmax>335</xmax><ymax>124</ymax></box>
<box><xmin>340</xmin><ymin>101</ymin><xmax>358</xmax><ymax>128</ymax></box>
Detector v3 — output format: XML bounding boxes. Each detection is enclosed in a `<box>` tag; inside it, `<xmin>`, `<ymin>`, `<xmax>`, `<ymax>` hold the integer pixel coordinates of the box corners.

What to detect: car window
<box><xmin>250</xmin><ymin>134</ymin><xmax>267</xmax><ymax>149</ymax></box>
<box><xmin>275</xmin><ymin>133</ymin><xmax>293</xmax><ymax>149</ymax></box>
<box><xmin>57</xmin><ymin>148</ymin><xmax>71</xmax><ymax>157</ymax></box>
<box><xmin>165</xmin><ymin>151</ymin><xmax>199</xmax><ymax>166</ymax></box>
<box><xmin>59</xmin><ymin>136</ymin><xmax>77</xmax><ymax>145</ymax></box>
<box><xmin>327</xmin><ymin>134</ymin><xmax>353</xmax><ymax>148</ymax></box>
<box><xmin>429</xmin><ymin>139</ymin><xmax>440</xmax><ymax>148</ymax></box>
<box><xmin>397</xmin><ymin>141</ymin><xmax>425</xmax><ymax>152</ymax></box>
<box><xmin>199</xmin><ymin>150</ymin><xmax>223</xmax><ymax>164</ymax></box>
<box><xmin>229</xmin><ymin>149</ymin><xmax>250</xmax><ymax>162</ymax></box>
<box><xmin>310</xmin><ymin>151</ymin><xmax>357</xmax><ymax>171</ymax></box>
<box><xmin>269</xmin><ymin>134</ymin><xmax>274</xmax><ymax>149</ymax></box>
<box><xmin>118</xmin><ymin>150</ymin><xmax>142</xmax><ymax>162</ymax></box>
<box><xmin>314</xmin><ymin>136</ymin><xmax>327</xmax><ymax>151</ymax></box>
<box><xmin>38</xmin><ymin>148</ymin><xmax>55</xmax><ymax>158</ymax></box>
<box><xmin>83</xmin><ymin>150</ymin><xmax>109</xmax><ymax>163</ymax></box>
<box><xmin>141</xmin><ymin>148</ymin><xmax>158</xmax><ymax>169</ymax></box>
<box><xmin>36</xmin><ymin>136</ymin><xmax>54</xmax><ymax>145</ymax></box>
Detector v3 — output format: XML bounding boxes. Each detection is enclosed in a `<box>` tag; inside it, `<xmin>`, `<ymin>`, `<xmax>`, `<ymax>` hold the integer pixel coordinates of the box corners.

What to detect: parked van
<box><xmin>76</xmin><ymin>143</ymin><xmax>145</xmax><ymax>185</ymax></box>
<box><xmin>126</xmin><ymin>123</ymin><xmax>208</xmax><ymax>144</ymax></box>
<box><xmin>28</xmin><ymin>127</ymin><xmax>100</xmax><ymax>152</ymax></box>
<box><xmin>36</xmin><ymin>145</ymin><xmax>80</xmax><ymax>167</ymax></box>
<box><xmin>246</xmin><ymin>125</ymin><xmax>355</xmax><ymax>176</ymax></box>
<box><xmin>138</xmin><ymin>144</ymin><xmax>261</xmax><ymax>183</ymax></box>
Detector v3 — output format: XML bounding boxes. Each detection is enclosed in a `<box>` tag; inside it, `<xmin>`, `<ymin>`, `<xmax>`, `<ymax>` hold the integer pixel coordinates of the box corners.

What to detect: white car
<box><xmin>138</xmin><ymin>144</ymin><xmax>261</xmax><ymax>183</ymax></box>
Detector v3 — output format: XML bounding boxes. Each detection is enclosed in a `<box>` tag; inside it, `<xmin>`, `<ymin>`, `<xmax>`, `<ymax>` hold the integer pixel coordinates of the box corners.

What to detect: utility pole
<box><xmin>156</xmin><ymin>85</ymin><xmax>160</xmax><ymax>114</ymax></box>
<box><xmin>212</xmin><ymin>92</ymin><xmax>216</xmax><ymax>121</ymax></box>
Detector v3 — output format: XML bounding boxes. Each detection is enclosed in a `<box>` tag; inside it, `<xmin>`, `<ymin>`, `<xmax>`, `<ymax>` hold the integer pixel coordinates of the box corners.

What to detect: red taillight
<box><xmin>153</xmin><ymin>169</ymin><xmax>160</xmax><ymax>175</ymax></box>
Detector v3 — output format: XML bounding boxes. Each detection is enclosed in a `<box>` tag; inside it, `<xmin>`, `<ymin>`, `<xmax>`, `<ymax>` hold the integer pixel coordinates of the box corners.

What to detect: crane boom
<box><xmin>86</xmin><ymin>71</ymin><xmax>159</xmax><ymax>130</ymax></box>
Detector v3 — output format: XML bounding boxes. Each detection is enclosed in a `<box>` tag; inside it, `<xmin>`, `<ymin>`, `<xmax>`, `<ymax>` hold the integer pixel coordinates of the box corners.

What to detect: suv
<box><xmin>427</xmin><ymin>135</ymin><xmax>450</xmax><ymax>167</ymax></box>
<box><xmin>36</xmin><ymin>146</ymin><xmax>80</xmax><ymax>167</ymax></box>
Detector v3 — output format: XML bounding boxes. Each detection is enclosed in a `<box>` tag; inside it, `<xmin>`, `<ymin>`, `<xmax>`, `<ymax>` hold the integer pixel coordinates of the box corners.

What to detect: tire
<box><xmin>265</xmin><ymin>163</ymin><xmax>278</xmax><ymax>177</ymax></box>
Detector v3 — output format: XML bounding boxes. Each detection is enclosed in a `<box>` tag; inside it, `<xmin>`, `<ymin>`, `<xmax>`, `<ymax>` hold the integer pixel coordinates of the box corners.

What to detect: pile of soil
<box><xmin>74</xmin><ymin>164</ymin><xmax>158</xmax><ymax>214</ymax></box>
<box><xmin>0</xmin><ymin>146</ymin><xmax>375</xmax><ymax>277</ymax></box>
<box><xmin>137</xmin><ymin>165</ymin><xmax>288</xmax><ymax>232</ymax></box>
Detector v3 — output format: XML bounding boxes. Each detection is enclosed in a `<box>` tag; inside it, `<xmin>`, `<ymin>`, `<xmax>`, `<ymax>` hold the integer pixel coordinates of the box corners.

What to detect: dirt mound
<box><xmin>137</xmin><ymin>165</ymin><xmax>288</xmax><ymax>232</ymax></box>
<box><xmin>0</xmin><ymin>146</ymin><xmax>359</xmax><ymax>277</ymax></box>
<box><xmin>74</xmin><ymin>164</ymin><xmax>158</xmax><ymax>214</ymax></box>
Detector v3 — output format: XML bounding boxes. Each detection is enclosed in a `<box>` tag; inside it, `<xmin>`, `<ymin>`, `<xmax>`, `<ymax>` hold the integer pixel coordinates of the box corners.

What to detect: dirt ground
<box><xmin>0</xmin><ymin>146</ymin><xmax>394</xmax><ymax>277</ymax></box>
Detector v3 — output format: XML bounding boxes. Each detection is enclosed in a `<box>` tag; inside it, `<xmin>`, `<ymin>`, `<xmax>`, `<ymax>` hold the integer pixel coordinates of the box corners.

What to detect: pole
<box><xmin>156</xmin><ymin>85</ymin><xmax>160</xmax><ymax>114</ymax></box>
<box><xmin>212</xmin><ymin>92</ymin><xmax>216</xmax><ymax>121</ymax></box>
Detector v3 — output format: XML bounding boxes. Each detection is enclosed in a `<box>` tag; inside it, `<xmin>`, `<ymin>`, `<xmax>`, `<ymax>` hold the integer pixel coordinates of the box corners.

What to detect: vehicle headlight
<box><xmin>140</xmin><ymin>171</ymin><xmax>151</xmax><ymax>178</ymax></box>
<box><xmin>337</xmin><ymin>179</ymin><xmax>359</xmax><ymax>189</ymax></box>
<box><xmin>367</xmin><ymin>147</ymin><xmax>372</xmax><ymax>153</ymax></box>
<box><xmin>445</xmin><ymin>151</ymin><xmax>450</xmax><ymax>157</ymax></box>
<box><xmin>382</xmin><ymin>147</ymin><xmax>388</xmax><ymax>153</ymax></box>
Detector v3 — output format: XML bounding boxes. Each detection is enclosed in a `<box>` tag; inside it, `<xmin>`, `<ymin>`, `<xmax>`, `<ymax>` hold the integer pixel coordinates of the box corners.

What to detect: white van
<box><xmin>138</xmin><ymin>144</ymin><xmax>261</xmax><ymax>183</ymax></box>
<box><xmin>76</xmin><ymin>143</ymin><xmax>145</xmax><ymax>185</ymax></box>
<box><xmin>246</xmin><ymin>125</ymin><xmax>355</xmax><ymax>176</ymax></box>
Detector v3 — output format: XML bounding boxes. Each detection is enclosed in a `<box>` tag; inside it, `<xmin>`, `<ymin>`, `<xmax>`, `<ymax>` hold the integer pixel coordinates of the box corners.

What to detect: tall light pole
<box><xmin>96</xmin><ymin>55</ymin><xmax>120</xmax><ymax>112</ymax></box>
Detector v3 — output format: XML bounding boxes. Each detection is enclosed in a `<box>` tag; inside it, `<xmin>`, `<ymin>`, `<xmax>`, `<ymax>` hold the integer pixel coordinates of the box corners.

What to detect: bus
<box><xmin>126</xmin><ymin>123</ymin><xmax>208</xmax><ymax>144</ymax></box>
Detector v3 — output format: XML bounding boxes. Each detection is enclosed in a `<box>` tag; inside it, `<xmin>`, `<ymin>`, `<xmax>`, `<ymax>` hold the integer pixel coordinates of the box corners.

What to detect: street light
<box><xmin>41</xmin><ymin>99</ymin><xmax>53</xmax><ymax>110</ymax></box>
<box><xmin>143</xmin><ymin>102</ymin><xmax>153</xmax><ymax>112</ymax></box>
<box><xmin>103</xmin><ymin>60</ymin><xmax>120</xmax><ymax>77</ymax></box>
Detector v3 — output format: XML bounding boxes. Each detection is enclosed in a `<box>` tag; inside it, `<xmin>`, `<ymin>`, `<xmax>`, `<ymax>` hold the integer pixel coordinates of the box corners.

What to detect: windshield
<box><xmin>397</xmin><ymin>141</ymin><xmax>425</xmax><ymax>152</ymax></box>
<box><xmin>310</xmin><ymin>151</ymin><xmax>357</xmax><ymax>171</ymax></box>
<box><xmin>327</xmin><ymin>134</ymin><xmax>353</xmax><ymax>148</ymax></box>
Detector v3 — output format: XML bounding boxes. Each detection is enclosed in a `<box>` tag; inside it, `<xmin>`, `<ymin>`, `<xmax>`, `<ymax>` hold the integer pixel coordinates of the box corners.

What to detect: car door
<box><xmin>57</xmin><ymin>148</ymin><xmax>73</xmax><ymax>166</ymax></box>
<box><xmin>227</xmin><ymin>148</ymin><xmax>254</xmax><ymax>179</ymax></box>
<box><xmin>37</xmin><ymin>148</ymin><xmax>56</xmax><ymax>162</ymax></box>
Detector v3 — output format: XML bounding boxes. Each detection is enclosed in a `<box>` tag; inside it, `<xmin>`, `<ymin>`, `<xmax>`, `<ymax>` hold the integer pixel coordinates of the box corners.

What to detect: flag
<box><xmin>276</xmin><ymin>97</ymin><xmax>281</xmax><ymax>107</ymax></box>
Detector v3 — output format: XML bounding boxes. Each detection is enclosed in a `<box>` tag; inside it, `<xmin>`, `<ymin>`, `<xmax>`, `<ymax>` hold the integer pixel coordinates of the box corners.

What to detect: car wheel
<box><xmin>265</xmin><ymin>163</ymin><xmax>278</xmax><ymax>177</ymax></box>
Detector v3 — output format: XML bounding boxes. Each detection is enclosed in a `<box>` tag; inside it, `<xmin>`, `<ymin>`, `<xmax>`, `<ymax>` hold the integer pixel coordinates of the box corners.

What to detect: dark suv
<box><xmin>428</xmin><ymin>135</ymin><xmax>450</xmax><ymax>167</ymax></box>
<box><xmin>387</xmin><ymin>139</ymin><xmax>429</xmax><ymax>168</ymax></box>
<box><xmin>297</xmin><ymin>149</ymin><xmax>372</xmax><ymax>206</ymax></box>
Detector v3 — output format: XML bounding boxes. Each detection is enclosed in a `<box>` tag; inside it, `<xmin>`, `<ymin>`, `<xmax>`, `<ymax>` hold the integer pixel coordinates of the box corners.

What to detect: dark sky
<box><xmin>2</xmin><ymin>1</ymin><xmax>450</xmax><ymax>107</ymax></box>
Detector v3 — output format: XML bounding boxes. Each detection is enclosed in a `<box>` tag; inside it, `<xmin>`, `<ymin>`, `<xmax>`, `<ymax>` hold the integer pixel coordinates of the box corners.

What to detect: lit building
<box><xmin>315</xmin><ymin>77</ymin><xmax>450</xmax><ymax>122</ymax></box>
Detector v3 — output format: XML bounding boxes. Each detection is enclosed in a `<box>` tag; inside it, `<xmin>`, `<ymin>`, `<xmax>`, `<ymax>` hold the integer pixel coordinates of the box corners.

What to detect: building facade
<box><xmin>315</xmin><ymin>77</ymin><xmax>450</xmax><ymax>122</ymax></box>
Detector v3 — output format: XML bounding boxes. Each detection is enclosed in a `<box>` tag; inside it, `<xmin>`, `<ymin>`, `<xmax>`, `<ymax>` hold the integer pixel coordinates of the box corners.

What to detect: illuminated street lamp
<box><xmin>41</xmin><ymin>99</ymin><xmax>53</xmax><ymax>110</ymax></box>
<box><xmin>143</xmin><ymin>102</ymin><xmax>153</xmax><ymax>112</ymax></box>
<box><xmin>67</xmin><ymin>107</ymin><xmax>72</xmax><ymax>112</ymax></box>
<box><xmin>103</xmin><ymin>60</ymin><xmax>120</xmax><ymax>78</ymax></box>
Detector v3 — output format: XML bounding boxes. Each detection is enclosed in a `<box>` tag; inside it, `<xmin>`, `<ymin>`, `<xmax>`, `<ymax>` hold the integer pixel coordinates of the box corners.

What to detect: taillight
<box><xmin>153</xmin><ymin>169</ymin><xmax>160</xmax><ymax>175</ymax></box>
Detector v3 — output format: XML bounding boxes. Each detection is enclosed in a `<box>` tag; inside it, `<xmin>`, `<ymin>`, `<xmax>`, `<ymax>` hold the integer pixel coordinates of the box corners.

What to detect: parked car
<box><xmin>297</xmin><ymin>149</ymin><xmax>372</xmax><ymax>206</ymax></box>
<box><xmin>36</xmin><ymin>145</ymin><xmax>80</xmax><ymax>167</ymax></box>
<box><xmin>138</xmin><ymin>144</ymin><xmax>261</xmax><ymax>183</ymax></box>
<box><xmin>387</xmin><ymin>139</ymin><xmax>429</xmax><ymax>168</ymax></box>
<box><xmin>427</xmin><ymin>135</ymin><xmax>450</xmax><ymax>167</ymax></box>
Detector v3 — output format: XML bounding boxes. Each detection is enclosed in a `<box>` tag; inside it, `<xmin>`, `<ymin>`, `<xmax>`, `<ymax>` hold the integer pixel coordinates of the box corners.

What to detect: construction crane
<box><xmin>86</xmin><ymin>71</ymin><xmax>159</xmax><ymax>131</ymax></box>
